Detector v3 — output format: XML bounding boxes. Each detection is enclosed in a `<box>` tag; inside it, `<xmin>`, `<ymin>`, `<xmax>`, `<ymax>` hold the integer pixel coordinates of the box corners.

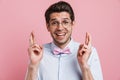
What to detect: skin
<box><xmin>25</xmin><ymin>12</ymin><xmax>93</xmax><ymax>80</ymax></box>
<box><xmin>77</xmin><ymin>32</ymin><xmax>94</xmax><ymax>80</ymax></box>
<box><xmin>25</xmin><ymin>32</ymin><xmax>43</xmax><ymax>80</ymax></box>
<box><xmin>47</xmin><ymin>12</ymin><xmax>74</xmax><ymax>49</ymax></box>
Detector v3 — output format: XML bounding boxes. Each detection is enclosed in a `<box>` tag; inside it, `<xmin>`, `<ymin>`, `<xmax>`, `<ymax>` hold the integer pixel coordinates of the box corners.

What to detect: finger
<box><xmin>85</xmin><ymin>32</ymin><xmax>89</xmax><ymax>45</ymax></box>
<box><xmin>39</xmin><ymin>45</ymin><xmax>43</xmax><ymax>55</ymax></box>
<box><xmin>85</xmin><ymin>32</ymin><xmax>92</xmax><ymax>47</ymax></box>
<box><xmin>83</xmin><ymin>44</ymin><xmax>88</xmax><ymax>49</ymax></box>
<box><xmin>79</xmin><ymin>48</ymin><xmax>87</xmax><ymax>56</ymax></box>
<box><xmin>39</xmin><ymin>45</ymin><xmax>43</xmax><ymax>50</ymax></box>
<box><xmin>79</xmin><ymin>44</ymin><xmax>84</xmax><ymax>50</ymax></box>
<box><xmin>29</xmin><ymin>31</ymin><xmax>35</xmax><ymax>46</ymax></box>
<box><xmin>31</xmin><ymin>43</ymin><xmax>39</xmax><ymax>48</ymax></box>
<box><xmin>32</xmin><ymin>44</ymin><xmax>42</xmax><ymax>54</ymax></box>
<box><xmin>78</xmin><ymin>45</ymin><xmax>86</xmax><ymax>55</ymax></box>
<box><xmin>28</xmin><ymin>46</ymin><xmax>40</xmax><ymax>55</ymax></box>
<box><xmin>87</xmin><ymin>33</ymin><xmax>92</xmax><ymax>48</ymax></box>
<box><xmin>29</xmin><ymin>46</ymin><xmax>39</xmax><ymax>52</ymax></box>
<box><xmin>78</xmin><ymin>44</ymin><xmax>84</xmax><ymax>56</ymax></box>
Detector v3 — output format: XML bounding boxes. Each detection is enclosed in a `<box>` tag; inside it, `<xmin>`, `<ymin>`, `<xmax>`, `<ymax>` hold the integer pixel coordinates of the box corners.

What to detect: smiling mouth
<box><xmin>55</xmin><ymin>33</ymin><xmax>66</xmax><ymax>36</ymax></box>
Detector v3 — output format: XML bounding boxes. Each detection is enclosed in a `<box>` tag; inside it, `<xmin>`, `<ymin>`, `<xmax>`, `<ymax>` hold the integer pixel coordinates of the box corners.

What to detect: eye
<box><xmin>51</xmin><ymin>21</ymin><xmax>58</xmax><ymax>26</ymax></box>
<box><xmin>63</xmin><ymin>21</ymin><xmax>69</xmax><ymax>25</ymax></box>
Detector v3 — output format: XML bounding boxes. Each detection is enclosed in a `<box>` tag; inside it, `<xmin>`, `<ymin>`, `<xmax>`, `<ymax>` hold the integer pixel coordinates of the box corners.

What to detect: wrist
<box><xmin>28</xmin><ymin>62</ymin><xmax>39</xmax><ymax>70</ymax></box>
<box><xmin>80</xmin><ymin>63</ymin><xmax>90</xmax><ymax>71</ymax></box>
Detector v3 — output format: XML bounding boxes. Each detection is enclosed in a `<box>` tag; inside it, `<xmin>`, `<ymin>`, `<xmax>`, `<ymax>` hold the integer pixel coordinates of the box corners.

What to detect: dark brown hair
<box><xmin>45</xmin><ymin>1</ymin><xmax>75</xmax><ymax>23</ymax></box>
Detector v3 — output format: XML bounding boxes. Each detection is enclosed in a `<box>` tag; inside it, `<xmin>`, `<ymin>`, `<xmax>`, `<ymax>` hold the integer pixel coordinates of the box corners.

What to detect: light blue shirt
<box><xmin>37</xmin><ymin>39</ymin><xmax>103</xmax><ymax>80</ymax></box>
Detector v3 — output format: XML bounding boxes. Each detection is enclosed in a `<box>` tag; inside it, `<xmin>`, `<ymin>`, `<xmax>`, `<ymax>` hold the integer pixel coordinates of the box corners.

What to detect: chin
<box><xmin>54</xmin><ymin>38</ymin><xmax>70</xmax><ymax>45</ymax></box>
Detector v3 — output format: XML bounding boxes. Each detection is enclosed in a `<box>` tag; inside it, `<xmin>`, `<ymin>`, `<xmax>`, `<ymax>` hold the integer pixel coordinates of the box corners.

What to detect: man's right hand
<box><xmin>28</xmin><ymin>31</ymin><xmax>43</xmax><ymax>66</ymax></box>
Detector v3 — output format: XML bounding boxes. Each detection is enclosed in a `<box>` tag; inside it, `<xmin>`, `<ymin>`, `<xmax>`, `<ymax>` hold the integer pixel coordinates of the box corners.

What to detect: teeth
<box><xmin>56</xmin><ymin>33</ymin><xmax>65</xmax><ymax>36</ymax></box>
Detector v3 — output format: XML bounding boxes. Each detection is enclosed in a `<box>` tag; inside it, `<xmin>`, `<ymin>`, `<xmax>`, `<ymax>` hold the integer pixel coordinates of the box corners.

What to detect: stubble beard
<box><xmin>52</xmin><ymin>33</ymin><xmax>72</xmax><ymax>48</ymax></box>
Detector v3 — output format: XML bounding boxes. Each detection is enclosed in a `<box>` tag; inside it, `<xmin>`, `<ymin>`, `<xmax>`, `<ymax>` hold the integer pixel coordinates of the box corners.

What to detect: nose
<box><xmin>57</xmin><ymin>23</ymin><xmax>64</xmax><ymax>30</ymax></box>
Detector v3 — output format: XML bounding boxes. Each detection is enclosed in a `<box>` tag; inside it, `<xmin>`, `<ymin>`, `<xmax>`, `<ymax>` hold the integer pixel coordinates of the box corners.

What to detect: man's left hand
<box><xmin>77</xmin><ymin>32</ymin><xmax>92</xmax><ymax>67</ymax></box>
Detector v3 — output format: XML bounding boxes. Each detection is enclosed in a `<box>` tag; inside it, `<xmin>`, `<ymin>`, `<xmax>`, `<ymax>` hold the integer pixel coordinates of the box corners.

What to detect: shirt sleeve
<box><xmin>88</xmin><ymin>47</ymin><xmax>103</xmax><ymax>80</ymax></box>
<box><xmin>37</xmin><ymin>64</ymin><xmax>42</xmax><ymax>80</ymax></box>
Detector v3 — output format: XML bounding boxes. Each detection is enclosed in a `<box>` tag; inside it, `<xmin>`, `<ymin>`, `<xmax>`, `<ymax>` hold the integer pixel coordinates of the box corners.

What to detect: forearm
<box><xmin>80</xmin><ymin>64</ymin><xmax>94</xmax><ymax>80</ymax></box>
<box><xmin>25</xmin><ymin>64</ymin><xmax>39</xmax><ymax>80</ymax></box>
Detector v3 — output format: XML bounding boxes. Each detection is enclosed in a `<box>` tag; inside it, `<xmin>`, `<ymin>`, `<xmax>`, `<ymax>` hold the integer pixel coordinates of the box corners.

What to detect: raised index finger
<box><xmin>29</xmin><ymin>31</ymin><xmax>35</xmax><ymax>46</ymax></box>
<box><xmin>85</xmin><ymin>32</ymin><xmax>92</xmax><ymax>47</ymax></box>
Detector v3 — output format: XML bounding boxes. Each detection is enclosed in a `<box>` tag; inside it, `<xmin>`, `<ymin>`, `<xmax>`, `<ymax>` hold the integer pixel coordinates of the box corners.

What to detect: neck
<box><xmin>54</xmin><ymin>38</ymin><xmax>71</xmax><ymax>49</ymax></box>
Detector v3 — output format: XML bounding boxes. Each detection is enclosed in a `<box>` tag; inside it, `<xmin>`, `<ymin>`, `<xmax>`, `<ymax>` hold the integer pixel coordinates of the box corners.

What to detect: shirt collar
<box><xmin>50</xmin><ymin>38</ymin><xmax>74</xmax><ymax>54</ymax></box>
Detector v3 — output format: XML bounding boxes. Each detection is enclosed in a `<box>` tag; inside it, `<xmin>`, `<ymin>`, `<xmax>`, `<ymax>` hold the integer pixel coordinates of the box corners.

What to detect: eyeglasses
<box><xmin>49</xmin><ymin>20</ymin><xmax>72</xmax><ymax>27</ymax></box>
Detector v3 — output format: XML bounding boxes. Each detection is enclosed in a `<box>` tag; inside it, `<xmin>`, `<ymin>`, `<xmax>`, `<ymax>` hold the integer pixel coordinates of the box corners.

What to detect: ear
<box><xmin>46</xmin><ymin>23</ymin><xmax>50</xmax><ymax>32</ymax></box>
<box><xmin>71</xmin><ymin>21</ymin><xmax>75</xmax><ymax>26</ymax></box>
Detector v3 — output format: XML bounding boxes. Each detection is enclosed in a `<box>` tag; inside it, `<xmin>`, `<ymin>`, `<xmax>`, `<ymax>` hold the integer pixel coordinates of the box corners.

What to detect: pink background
<box><xmin>0</xmin><ymin>0</ymin><xmax>120</xmax><ymax>80</ymax></box>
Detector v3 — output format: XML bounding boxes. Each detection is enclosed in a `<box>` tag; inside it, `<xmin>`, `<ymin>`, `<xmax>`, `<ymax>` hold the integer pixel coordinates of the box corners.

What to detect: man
<box><xmin>25</xmin><ymin>1</ymin><xmax>103</xmax><ymax>80</ymax></box>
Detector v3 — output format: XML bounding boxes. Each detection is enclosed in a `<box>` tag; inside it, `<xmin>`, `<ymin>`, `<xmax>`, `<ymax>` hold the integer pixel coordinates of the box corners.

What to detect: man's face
<box><xmin>47</xmin><ymin>12</ymin><xmax>74</xmax><ymax>46</ymax></box>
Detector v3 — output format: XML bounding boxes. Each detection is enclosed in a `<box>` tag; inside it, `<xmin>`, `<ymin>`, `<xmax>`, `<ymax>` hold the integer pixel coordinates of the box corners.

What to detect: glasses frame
<box><xmin>49</xmin><ymin>19</ymin><xmax>72</xmax><ymax>27</ymax></box>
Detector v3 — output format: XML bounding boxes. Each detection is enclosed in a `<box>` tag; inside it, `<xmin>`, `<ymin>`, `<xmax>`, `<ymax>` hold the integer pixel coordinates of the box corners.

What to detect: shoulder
<box><xmin>42</xmin><ymin>42</ymin><xmax>52</xmax><ymax>51</ymax></box>
<box><xmin>71</xmin><ymin>40</ymin><xmax>80</xmax><ymax>47</ymax></box>
<box><xmin>43</xmin><ymin>42</ymin><xmax>51</xmax><ymax>48</ymax></box>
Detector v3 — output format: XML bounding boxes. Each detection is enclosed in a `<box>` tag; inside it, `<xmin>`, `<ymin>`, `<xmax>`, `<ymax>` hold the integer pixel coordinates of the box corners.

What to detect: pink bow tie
<box><xmin>53</xmin><ymin>47</ymin><xmax>71</xmax><ymax>55</ymax></box>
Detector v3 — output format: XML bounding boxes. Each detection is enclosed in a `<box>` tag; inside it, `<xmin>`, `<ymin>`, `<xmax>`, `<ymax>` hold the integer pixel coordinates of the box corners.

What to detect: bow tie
<box><xmin>53</xmin><ymin>47</ymin><xmax>71</xmax><ymax>55</ymax></box>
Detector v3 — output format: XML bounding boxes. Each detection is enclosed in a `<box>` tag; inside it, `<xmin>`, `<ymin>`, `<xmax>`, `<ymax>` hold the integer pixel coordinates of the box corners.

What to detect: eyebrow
<box><xmin>50</xmin><ymin>18</ymin><xmax>70</xmax><ymax>22</ymax></box>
